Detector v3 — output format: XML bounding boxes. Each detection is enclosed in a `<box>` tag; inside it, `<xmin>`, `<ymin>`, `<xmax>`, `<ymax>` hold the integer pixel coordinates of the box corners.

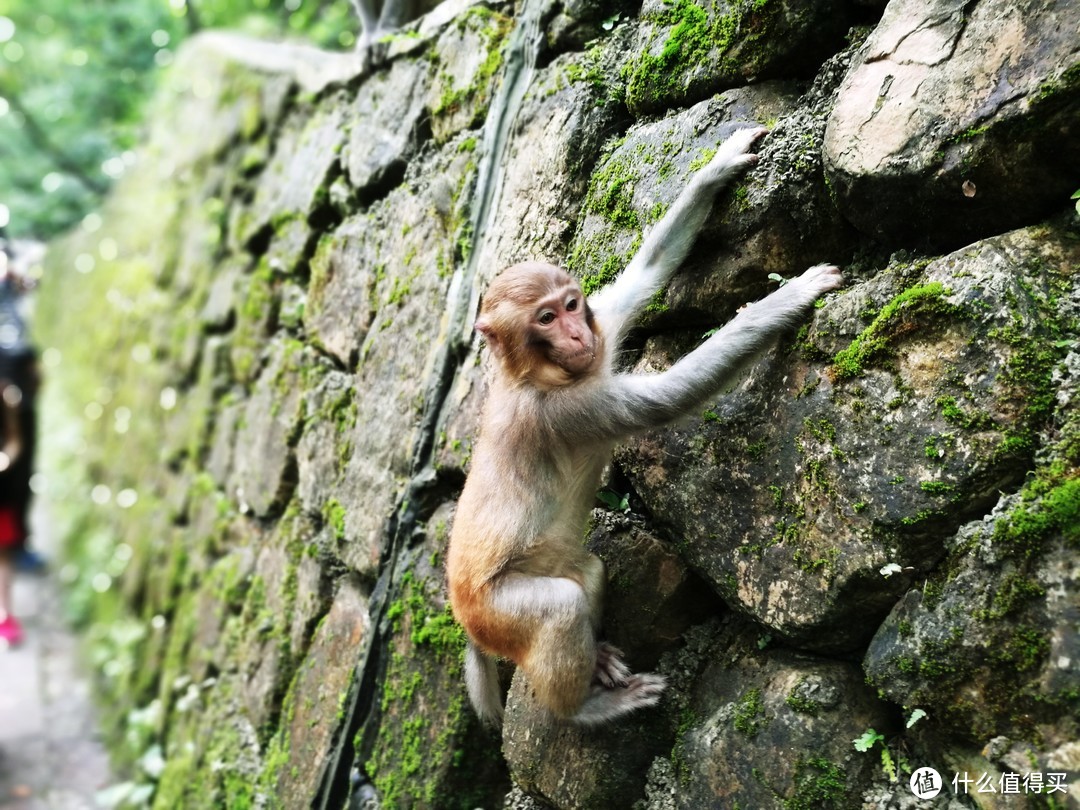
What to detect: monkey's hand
<box><xmin>594</xmin><ymin>642</ymin><xmax>632</xmax><ymax>688</ymax></box>
<box><xmin>778</xmin><ymin>264</ymin><xmax>844</xmax><ymax>306</ymax></box>
<box><xmin>697</xmin><ymin>125</ymin><xmax>769</xmax><ymax>188</ymax></box>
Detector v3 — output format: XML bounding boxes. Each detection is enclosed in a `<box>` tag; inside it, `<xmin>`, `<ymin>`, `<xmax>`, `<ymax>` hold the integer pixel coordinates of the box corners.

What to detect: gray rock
<box><xmin>309</xmin><ymin>136</ymin><xmax>476</xmax><ymax>575</ymax></box>
<box><xmin>274</xmin><ymin>576</ymin><xmax>371</xmax><ymax>806</ymax></box>
<box><xmin>238</xmin><ymin>95</ymin><xmax>348</xmax><ymax>247</ymax></box>
<box><xmin>672</xmin><ymin>640</ymin><xmax>890</xmax><ymax>809</ymax></box>
<box><xmin>199</xmin><ymin>256</ymin><xmax>248</xmax><ymax>331</ymax></box>
<box><xmin>864</xmin><ymin>349</ymin><xmax>1080</xmax><ymax>749</ymax></box>
<box><xmin>503</xmin><ymin>671</ymin><xmax>670</xmax><ymax>808</ymax></box>
<box><xmin>426</xmin><ymin>7</ymin><xmax>513</xmax><ymax>142</ymax></box>
<box><xmin>344</xmin><ymin>57</ymin><xmax>432</xmax><ymax>197</ymax></box>
<box><xmin>296</xmin><ymin>369</ymin><xmax>356</xmax><ymax>518</ymax></box>
<box><xmin>621</xmin><ymin>0</ymin><xmax>851</xmax><ymax>116</ymax></box>
<box><xmin>305</xmin><ymin>215</ymin><xmax>379</xmax><ymax>368</ymax></box>
<box><xmin>824</xmin><ymin>0</ymin><xmax>1080</xmax><ymax>249</ymax></box>
<box><xmin>620</xmin><ymin>223</ymin><xmax>1080</xmax><ymax>652</ymax></box>
<box><xmin>228</xmin><ymin>339</ymin><xmax>312</xmax><ymax>517</ymax></box>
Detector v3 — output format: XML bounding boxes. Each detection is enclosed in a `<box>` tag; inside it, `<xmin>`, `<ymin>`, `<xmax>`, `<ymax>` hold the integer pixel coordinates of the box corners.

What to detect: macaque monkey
<box><xmin>447</xmin><ymin>126</ymin><xmax>843</xmax><ymax>726</ymax></box>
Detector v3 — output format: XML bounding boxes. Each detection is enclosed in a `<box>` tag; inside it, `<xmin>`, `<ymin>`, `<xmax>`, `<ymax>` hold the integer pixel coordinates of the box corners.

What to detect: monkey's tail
<box><xmin>465</xmin><ymin>641</ymin><xmax>504</xmax><ymax>727</ymax></box>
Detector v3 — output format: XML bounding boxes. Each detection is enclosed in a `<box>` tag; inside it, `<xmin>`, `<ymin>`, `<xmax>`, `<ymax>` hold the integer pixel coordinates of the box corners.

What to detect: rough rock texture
<box><xmin>31</xmin><ymin>0</ymin><xmax>1079</xmax><ymax>807</ymax></box>
<box><xmin>824</xmin><ymin>0</ymin><xmax>1080</xmax><ymax>249</ymax></box>
<box><xmin>620</xmin><ymin>226</ymin><xmax>1080</xmax><ymax>654</ymax></box>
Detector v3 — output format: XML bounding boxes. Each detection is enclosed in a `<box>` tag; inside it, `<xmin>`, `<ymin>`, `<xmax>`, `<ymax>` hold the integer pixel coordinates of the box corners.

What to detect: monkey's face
<box><xmin>526</xmin><ymin>283</ymin><xmax>601</xmax><ymax>382</ymax></box>
<box><xmin>476</xmin><ymin>263</ymin><xmax>603</xmax><ymax>388</ymax></box>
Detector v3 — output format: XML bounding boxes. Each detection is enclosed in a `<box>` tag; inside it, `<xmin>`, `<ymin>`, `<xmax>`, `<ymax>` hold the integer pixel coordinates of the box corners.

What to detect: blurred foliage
<box><xmin>0</xmin><ymin>0</ymin><xmax>356</xmax><ymax>240</ymax></box>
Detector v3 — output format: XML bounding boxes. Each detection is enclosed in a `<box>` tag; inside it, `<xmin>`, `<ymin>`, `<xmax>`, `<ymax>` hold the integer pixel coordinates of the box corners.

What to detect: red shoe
<box><xmin>0</xmin><ymin>615</ymin><xmax>23</xmax><ymax>648</ymax></box>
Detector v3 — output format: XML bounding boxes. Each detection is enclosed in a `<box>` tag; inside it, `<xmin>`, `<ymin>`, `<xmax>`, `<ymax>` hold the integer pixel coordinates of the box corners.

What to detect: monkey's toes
<box><xmin>626</xmin><ymin>673</ymin><xmax>667</xmax><ymax>706</ymax></box>
<box><xmin>594</xmin><ymin>642</ymin><xmax>631</xmax><ymax>688</ymax></box>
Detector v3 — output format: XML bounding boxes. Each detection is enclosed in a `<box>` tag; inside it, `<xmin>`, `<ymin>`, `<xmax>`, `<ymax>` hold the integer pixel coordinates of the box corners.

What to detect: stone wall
<box><xmin>33</xmin><ymin>0</ymin><xmax>1079</xmax><ymax>807</ymax></box>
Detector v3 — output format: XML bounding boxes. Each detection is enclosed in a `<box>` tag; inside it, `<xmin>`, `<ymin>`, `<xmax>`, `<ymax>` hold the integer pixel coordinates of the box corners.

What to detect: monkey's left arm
<box><xmin>573</xmin><ymin>264</ymin><xmax>841</xmax><ymax>439</ymax></box>
<box><xmin>589</xmin><ymin>126</ymin><xmax>767</xmax><ymax>345</ymax></box>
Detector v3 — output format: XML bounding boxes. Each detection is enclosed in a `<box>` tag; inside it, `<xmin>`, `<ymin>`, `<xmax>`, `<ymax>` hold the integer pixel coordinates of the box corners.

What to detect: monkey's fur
<box><xmin>447</xmin><ymin>127</ymin><xmax>843</xmax><ymax>725</ymax></box>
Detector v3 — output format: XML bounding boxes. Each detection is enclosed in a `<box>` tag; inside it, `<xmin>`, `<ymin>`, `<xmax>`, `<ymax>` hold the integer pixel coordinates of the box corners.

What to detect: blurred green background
<box><xmin>0</xmin><ymin>0</ymin><xmax>357</xmax><ymax>240</ymax></box>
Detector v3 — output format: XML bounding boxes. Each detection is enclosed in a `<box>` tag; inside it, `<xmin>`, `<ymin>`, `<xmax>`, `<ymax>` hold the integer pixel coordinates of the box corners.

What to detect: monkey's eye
<box><xmin>566</xmin><ymin>298</ymin><xmax>578</xmax><ymax>312</ymax></box>
<box><xmin>538</xmin><ymin>311</ymin><xmax>556</xmax><ymax>325</ymax></box>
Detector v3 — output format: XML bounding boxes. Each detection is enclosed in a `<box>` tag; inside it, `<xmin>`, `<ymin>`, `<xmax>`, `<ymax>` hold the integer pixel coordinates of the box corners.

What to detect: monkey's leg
<box><xmin>490</xmin><ymin>574</ymin><xmax>598</xmax><ymax>717</ymax></box>
<box><xmin>577</xmin><ymin>555</ymin><xmax>630</xmax><ymax>688</ymax></box>
<box><xmin>490</xmin><ymin>573</ymin><xmax>663</xmax><ymax>723</ymax></box>
<box><xmin>580</xmin><ymin>553</ymin><xmax>606</xmax><ymax>631</ymax></box>
<box><xmin>575</xmin><ymin>554</ymin><xmax>664</xmax><ymax>723</ymax></box>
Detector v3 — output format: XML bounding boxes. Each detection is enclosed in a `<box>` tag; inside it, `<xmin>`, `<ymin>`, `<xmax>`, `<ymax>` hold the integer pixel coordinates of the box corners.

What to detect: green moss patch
<box><xmin>622</xmin><ymin>0</ymin><xmax>781</xmax><ymax>113</ymax></box>
<box><xmin>832</xmin><ymin>283</ymin><xmax>960</xmax><ymax>379</ymax></box>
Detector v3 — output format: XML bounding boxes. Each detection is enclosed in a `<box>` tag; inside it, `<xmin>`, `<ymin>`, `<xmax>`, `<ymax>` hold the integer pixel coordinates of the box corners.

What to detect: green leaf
<box><xmin>906</xmin><ymin>708</ymin><xmax>928</xmax><ymax>728</ymax></box>
<box><xmin>596</xmin><ymin>489</ymin><xmax>629</xmax><ymax>512</ymax></box>
<box><xmin>881</xmin><ymin>746</ymin><xmax>897</xmax><ymax>782</ymax></box>
<box><xmin>853</xmin><ymin>728</ymin><xmax>885</xmax><ymax>752</ymax></box>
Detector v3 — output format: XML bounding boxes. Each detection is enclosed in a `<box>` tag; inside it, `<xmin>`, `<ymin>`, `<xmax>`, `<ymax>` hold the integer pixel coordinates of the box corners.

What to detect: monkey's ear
<box><xmin>474</xmin><ymin>318</ymin><xmax>502</xmax><ymax>355</ymax></box>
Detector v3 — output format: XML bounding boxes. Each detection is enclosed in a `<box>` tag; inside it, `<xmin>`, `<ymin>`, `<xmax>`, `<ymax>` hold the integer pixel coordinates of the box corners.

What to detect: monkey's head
<box><xmin>476</xmin><ymin>262</ymin><xmax>602</xmax><ymax>389</ymax></box>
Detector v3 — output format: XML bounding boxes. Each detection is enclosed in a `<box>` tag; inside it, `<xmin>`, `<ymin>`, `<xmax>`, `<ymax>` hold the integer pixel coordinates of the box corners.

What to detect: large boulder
<box><xmin>620</xmin><ymin>223</ymin><xmax>1080</xmax><ymax>652</ymax></box>
<box><xmin>824</xmin><ymin>0</ymin><xmax>1080</xmax><ymax>249</ymax></box>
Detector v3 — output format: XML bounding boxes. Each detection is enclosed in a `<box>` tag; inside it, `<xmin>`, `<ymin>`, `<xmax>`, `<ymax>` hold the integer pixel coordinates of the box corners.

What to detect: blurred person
<box><xmin>0</xmin><ymin>239</ymin><xmax>39</xmax><ymax>647</ymax></box>
<box><xmin>0</xmin><ymin>365</ymin><xmax>24</xmax><ymax>646</ymax></box>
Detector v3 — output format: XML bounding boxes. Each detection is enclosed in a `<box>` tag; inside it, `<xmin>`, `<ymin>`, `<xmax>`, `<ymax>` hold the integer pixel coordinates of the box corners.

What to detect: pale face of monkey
<box><xmin>527</xmin><ymin>284</ymin><xmax>600</xmax><ymax>380</ymax></box>
<box><xmin>475</xmin><ymin>263</ymin><xmax>603</xmax><ymax>388</ymax></box>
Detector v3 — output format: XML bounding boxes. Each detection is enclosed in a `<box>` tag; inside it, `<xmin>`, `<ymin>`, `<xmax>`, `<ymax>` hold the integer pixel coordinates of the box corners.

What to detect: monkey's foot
<box><xmin>614</xmin><ymin>673</ymin><xmax>666</xmax><ymax>709</ymax></box>
<box><xmin>594</xmin><ymin>642</ymin><xmax>631</xmax><ymax>688</ymax></box>
<box><xmin>573</xmin><ymin>672</ymin><xmax>667</xmax><ymax>725</ymax></box>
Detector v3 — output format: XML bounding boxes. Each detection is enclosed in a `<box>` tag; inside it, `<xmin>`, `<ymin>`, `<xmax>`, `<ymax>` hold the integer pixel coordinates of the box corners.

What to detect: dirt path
<box><xmin>0</xmin><ymin>508</ymin><xmax>113</xmax><ymax>809</ymax></box>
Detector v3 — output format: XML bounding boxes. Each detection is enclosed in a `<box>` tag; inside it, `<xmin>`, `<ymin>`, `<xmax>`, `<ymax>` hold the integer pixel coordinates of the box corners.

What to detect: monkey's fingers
<box><xmin>798</xmin><ymin>264</ymin><xmax>844</xmax><ymax>295</ymax></box>
<box><xmin>715</xmin><ymin>125</ymin><xmax>769</xmax><ymax>162</ymax></box>
<box><xmin>703</xmin><ymin>125</ymin><xmax>769</xmax><ymax>185</ymax></box>
<box><xmin>594</xmin><ymin>642</ymin><xmax>631</xmax><ymax>688</ymax></box>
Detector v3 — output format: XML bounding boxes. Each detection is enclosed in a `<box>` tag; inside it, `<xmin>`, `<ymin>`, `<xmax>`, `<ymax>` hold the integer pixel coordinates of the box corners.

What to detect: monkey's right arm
<box><xmin>569</xmin><ymin>264</ymin><xmax>842</xmax><ymax>439</ymax></box>
<box><xmin>589</xmin><ymin>126</ymin><xmax>767</xmax><ymax>345</ymax></box>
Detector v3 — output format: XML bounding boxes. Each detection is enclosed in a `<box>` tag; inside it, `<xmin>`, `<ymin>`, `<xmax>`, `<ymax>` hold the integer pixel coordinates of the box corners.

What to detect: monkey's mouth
<box><xmin>561</xmin><ymin>348</ymin><xmax>597</xmax><ymax>374</ymax></box>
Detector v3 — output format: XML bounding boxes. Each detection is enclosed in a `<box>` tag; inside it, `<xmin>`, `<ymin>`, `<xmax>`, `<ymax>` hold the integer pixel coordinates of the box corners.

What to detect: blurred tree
<box><xmin>0</xmin><ymin>0</ymin><xmax>356</xmax><ymax>240</ymax></box>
